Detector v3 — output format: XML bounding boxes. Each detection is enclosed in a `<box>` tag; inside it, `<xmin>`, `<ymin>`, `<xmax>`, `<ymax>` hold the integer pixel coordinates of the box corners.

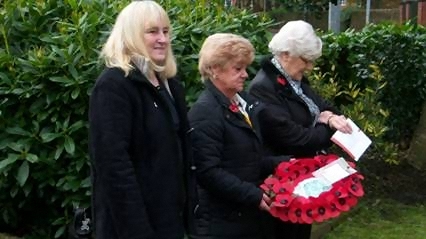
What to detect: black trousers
<box><xmin>273</xmin><ymin>220</ymin><xmax>312</xmax><ymax>239</ymax></box>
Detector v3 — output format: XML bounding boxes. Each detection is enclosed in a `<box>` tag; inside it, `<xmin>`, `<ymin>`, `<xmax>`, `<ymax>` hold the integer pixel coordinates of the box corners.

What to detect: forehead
<box><xmin>233</xmin><ymin>57</ymin><xmax>251</xmax><ymax>66</ymax></box>
<box><xmin>144</xmin><ymin>15</ymin><xmax>169</xmax><ymax>29</ymax></box>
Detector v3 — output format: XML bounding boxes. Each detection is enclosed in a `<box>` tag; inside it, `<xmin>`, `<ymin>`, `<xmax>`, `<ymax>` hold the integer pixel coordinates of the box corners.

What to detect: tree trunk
<box><xmin>408</xmin><ymin>101</ymin><xmax>426</xmax><ymax>170</ymax></box>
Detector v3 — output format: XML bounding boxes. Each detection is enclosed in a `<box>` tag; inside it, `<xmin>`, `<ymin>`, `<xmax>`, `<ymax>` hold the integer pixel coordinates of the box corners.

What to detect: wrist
<box><xmin>327</xmin><ymin>114</ymin><xmax>335</xmax><ymax>126</ymax></box>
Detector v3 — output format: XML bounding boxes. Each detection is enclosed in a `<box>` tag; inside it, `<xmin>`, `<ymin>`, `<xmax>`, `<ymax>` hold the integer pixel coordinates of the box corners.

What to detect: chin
<box><xmin>295</xmin><ymin>75</ymin><xmax>303</xmax><ymax>81</ymax></box>
<box><xmin>152</xmin><ymin>58</ymin><xmax>166</xmax><ymax>65</ymax></box>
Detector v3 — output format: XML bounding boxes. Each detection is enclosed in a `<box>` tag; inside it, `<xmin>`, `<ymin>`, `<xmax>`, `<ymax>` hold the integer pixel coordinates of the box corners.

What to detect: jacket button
<box><xmin>238</xmin><ymin>212</ymin><xmax>242</xmax><ymax>217</ymax></box>
<box><xmin>191</xmin><ymin>166</ymin><xmax>197</xmax><ymax>171</ymax></box>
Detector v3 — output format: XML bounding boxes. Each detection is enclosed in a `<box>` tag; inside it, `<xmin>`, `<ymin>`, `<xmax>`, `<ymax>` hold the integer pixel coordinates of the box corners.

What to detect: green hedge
<box><xmin>317</xmin><ymin>23</ymin><xmax>426</xmax><ymax>146</ymax></box>
<box><xmin>0</xmin><ymin>0</ymin><xmax>274</xmax><ymax>238</ymax></box>
<box><xmin>0</xmin><ymin>0</ymin><xmax>425</xmax><ymax>237</ymax></box>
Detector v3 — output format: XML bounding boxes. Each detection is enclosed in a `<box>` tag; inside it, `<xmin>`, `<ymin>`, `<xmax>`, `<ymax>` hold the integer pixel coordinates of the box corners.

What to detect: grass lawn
<box><xmin>324</xmin><ymin>199</ymin><xmax>426</xmax><ymax>239</ymax></box>
<box><xmin>2</xmin><ymin>200</ymin><xmax>426</xmax><ymax>239</ymax></box>
<box><xmin>0</xmin><ymin>234</ymin><xmax>19</xmax><ymax>239</ymax></box>
<box><xmin>2</xmin><ymin>160</ymin><xmax>425</xmax><ymax>239</ymax></box>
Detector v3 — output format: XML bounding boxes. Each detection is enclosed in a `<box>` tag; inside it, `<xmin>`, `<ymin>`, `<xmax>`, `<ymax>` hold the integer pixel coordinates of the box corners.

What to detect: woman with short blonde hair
<box><xmin>188</xmin><ymin>33</ymin><xmax>289</xmax><ymax>239</ymax></box>
<box><xmin>198</xmin><ymin>33</ymin><xmax>254</xmax><ymax>83</ymax></box>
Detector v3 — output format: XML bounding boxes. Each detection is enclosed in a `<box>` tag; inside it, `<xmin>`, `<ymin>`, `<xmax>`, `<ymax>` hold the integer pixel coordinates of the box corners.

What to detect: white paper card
<box><xmin>312</xmin><ymin>157</ymin><xmax>357</xmax><ymax>185</ymax></box>
<box><xmin>331</xmin><ymin>118</ymin><xmax>372</xmax><ymax>161</ymax></box>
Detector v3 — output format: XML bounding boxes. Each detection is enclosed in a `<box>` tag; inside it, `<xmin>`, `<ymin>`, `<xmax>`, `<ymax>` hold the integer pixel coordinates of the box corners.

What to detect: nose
<box><xmin>156</xmin><ymin>31</ymin><xmax>168</xmax><ymax>44</ymax></box>
<box><xmin>242</xmin><ymin>69</ymin><xmax>248</xmax><ymax>78</ymax></box>
<box><xmin>158</xmin><ymin>33</ymin><xmax>166</xmax><ymax>43</ymax></box>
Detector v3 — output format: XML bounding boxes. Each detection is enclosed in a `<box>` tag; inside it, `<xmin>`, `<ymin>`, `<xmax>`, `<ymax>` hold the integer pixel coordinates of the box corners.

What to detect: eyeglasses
<box><xmin>300</xmin><ymin>56</ymin><xmax>314</xmax><ymax>65</ymax></box>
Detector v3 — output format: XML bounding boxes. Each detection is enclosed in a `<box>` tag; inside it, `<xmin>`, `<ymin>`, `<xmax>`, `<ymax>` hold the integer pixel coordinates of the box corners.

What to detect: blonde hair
<box><xmin>268</xmin><ymin>20</ymin><xmax>322</xmax><ymax>61</ymax></box>
<box><xmin>100</xmin><ymin>1</ymin><xmax>176</xmax><ymax>78</ymax></box>
<box><xmin>198</xmin><ymin>33</ymin><xmax>254</xmax><ymax>82</ymax></box>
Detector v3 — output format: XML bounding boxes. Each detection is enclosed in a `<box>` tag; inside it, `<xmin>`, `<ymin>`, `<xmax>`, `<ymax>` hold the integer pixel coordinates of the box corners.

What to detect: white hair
<box><xmin>268</xmin><ymin>20</ymin><xmax>322</xmax><ymax>61</ymax></box>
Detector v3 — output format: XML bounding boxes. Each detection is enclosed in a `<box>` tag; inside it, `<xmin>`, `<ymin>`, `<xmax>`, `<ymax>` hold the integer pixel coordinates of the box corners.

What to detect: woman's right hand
<box><xmin>259</xmin><ymin>193</ymin><xmax>272</xmax><ymax>212</ymax></box>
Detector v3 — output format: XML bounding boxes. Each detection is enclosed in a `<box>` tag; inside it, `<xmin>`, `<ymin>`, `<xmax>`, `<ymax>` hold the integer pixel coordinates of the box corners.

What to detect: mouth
<box><xmin>154</xmin><ymin>45</ymin><xmax>166</xmax><ymax>50</ymax></box>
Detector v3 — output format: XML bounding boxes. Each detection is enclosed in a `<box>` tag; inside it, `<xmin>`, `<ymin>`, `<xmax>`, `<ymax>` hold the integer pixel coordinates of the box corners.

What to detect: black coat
<box><xmin>248</xmin><ymin>57</ymin><xmax>341</xmax><ymax>239</ymax></box>
<box><xmin>248</xmin><ymin>57</ymin><xmax>340</xmax><ymax>158</ymax></box>
<box><xmin>188</xmin><ymin>81</ymin><xmax>287</xmax><ymax>239</ymax></box>
<box><xmin>89</xmin><ymin>67</ymin><xmax>196</xmax><ymax>239</ymax></box>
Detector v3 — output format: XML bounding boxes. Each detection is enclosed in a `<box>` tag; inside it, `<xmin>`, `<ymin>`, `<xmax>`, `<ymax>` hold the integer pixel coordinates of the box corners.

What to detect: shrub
<box><xmin>162</xmin><ymin>0</ymin><xmax>275</xmax><ymax>105</ymax></box>
<box><xmin>309</xmin><ymin>64</ymin><xmax>397</xmax><ymax>163</ymax></box>
<box><xmin>1</xmin><ymin>0</ymin><xmax>425</xmax><ymax>237</ymax></box>
<box><xmin>0</xmin><ymin>0</ymin><xmax>275</xmax><ymax>237</ymax></box>
<box><xmin>317</xmin><ymin>23</ymin><xmax>426</xmax><ymax>147</ymax></box>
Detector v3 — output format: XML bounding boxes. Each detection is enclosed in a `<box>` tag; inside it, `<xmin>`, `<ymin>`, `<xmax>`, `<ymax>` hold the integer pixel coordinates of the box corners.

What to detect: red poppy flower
<box><xmin>328</xmin><ymin>202</ymin><xmax>341</xmax><ymax>218</ymax></box>
<box><xmin>264</xmin><ymin>177</ymin><xmax>280</xmax><ymax>187</ymax></box>
<box><xmin>260</xmin><ymin>183</ymin><xmax>270</xmax><ymax>192</ymax></box>
<box><xmin>277</xmin><ymin>76</ymin><xmax>287</xmax><ymax>86</ymax></box>
<box><xmin>346</xmin><ymin>175</ymin><xmax>365</xmax><ymax>197</ymax></box>
<box><xmin>272</xmin><ymin>181</ymin><xmax>295</xmax><ymax>196</ymax></box>
<box><xmin>288</xmin><ymin>200</ymin><xmax>305</xmax><ymax>223</ymax></box>
<box><xmin>271</xmin><ymin>207</ymin><xmax>290</xmax><ymax>222</ymax></box>
<box><xmin>274</xmin><ymin>193</ymin><xmax>294</xmax><ymax>207</ymax></box>
<box><xmin>228</xmin><ymin>103</ymin><xmax>239</xmax><ymax>113</ymax></box>
<box><xmin>300</xmin><ymin>198</ymin><xmax>318</xmax><ymax>224</ymax></box>
<box><xmin>286</xmin><ymin>165</ymin><xmax>305</xmax><ymax>181</ymax></box>
<box><xmin>335</xmin><ymin>194</ymin><xmax>358</xmax><ymax>212</ymax></box>
<box><xmin>313</xmin><ymin>205</ymin><xmax>328</xmax><ymax>223</ymax></box>
<box><xmin>261</xmin><ymin>177</ymin><xmax>281</xmax><ymax>197</ymax></box>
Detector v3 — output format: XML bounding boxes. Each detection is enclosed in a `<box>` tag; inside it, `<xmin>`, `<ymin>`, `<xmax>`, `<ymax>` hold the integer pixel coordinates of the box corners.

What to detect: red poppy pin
<box><xmin>277</xmin><ymin>76</ymin><xmax>287</xmax><ymax>86</ymax></box>
<box><xmin>229</xmin><ymin>103</ymin><xmax>239</xmax><ymax>113</ymax></box>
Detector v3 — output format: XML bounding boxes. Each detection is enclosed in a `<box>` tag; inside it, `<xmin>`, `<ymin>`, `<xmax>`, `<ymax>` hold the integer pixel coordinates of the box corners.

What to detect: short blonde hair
<box><xmin>268</xmin><ymin>20</ymin><xmax>322</xmax><ymax>61</ymax></box>
<box><xmin>198</xmin><ymin>33</ymin><xmax>254</xmax><ymax>82</ymax></box>
<box><xmin>100</xmin><ymin>1</ymin><xmax>176</xmax><ymax>78</ymax></box>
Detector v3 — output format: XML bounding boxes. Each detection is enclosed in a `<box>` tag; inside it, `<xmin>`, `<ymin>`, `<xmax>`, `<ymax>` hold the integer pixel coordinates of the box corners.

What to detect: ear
<box><xmin>209</xmin><ymin>65</ymin><xmax>221</xmax><ymax>80</ymax></box>
<box><xmin>278</xmin><ymin>52</ymin><xmax>291</xmax><ymax>62</ymax></box>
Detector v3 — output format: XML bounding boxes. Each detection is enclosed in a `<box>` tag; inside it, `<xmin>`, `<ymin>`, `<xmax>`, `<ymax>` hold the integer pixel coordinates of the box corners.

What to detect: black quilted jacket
<box><xmin>248</xmin><ymin>57</ymin><xmax>339</xmax><ymax>158</ymax></box>
<box><xmin>89</xmin><ymin>67</ymin><xmax>196</xmax><ymax>239</ymax></box>
<box><xmin>188</xmin><ymin>81</ymin><xmax>288</xmax><ymax>239</ymax></box>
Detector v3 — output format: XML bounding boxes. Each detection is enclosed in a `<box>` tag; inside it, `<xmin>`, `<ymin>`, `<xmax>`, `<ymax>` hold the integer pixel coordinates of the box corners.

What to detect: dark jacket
<box><xmin>188</xmin><ymin>81</ymin><xmax>287</xmax><ymax>239</ymax></box>
<box><xmin>248</xmin><ymin>57</ymin><xmax>340</xmax><ymax>158</ymax></box>
<box><xmin>89</xmin><ymin>67</ymin><xmax>196</xmax><ymax>239</ymax></box>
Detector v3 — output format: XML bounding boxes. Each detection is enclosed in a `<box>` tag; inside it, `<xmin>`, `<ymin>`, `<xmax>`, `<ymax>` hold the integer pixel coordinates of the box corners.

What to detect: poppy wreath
<box><xmin>260</xmin><ymin>154</ymin><xmax>364</xmax><ymax>224</ymax></box>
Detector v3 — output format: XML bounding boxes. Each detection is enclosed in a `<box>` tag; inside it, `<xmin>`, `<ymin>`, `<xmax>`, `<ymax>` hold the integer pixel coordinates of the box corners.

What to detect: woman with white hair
<box><xmin>248</xmin><ymin>20</ymin><xmax>352</xmax><ymax>239</ymax></box>
<box><xmin>188</xmin><ymin>33</ymin><xmax>290</xmax><ymax>239</ymax></box>
<box><xmin>89</xmin><ymin>1</ymin><xmax>196</xmax><ymax>238</ymax></box>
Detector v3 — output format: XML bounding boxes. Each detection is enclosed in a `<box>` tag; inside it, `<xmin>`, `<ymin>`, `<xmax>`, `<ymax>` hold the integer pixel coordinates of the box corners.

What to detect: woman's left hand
<box><xmin>328</xmin><ymin>114</ymin><xmax>352</xmax><ymax>134</ymax></box>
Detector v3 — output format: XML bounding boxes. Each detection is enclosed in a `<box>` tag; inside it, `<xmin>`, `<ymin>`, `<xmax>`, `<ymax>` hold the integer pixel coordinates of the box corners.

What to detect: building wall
<box><xmin>237</xmin><ymin>0</ymin><xmax>402</xmax><ymax>11</ymax></box>
<box><xmin>271</xmin><ymin>8</ymin><xmax>400</xmax><ymax>32</ymax></box>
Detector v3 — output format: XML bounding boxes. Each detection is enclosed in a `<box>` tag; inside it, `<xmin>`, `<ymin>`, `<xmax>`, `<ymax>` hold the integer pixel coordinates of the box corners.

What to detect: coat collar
<box><xmin>205</xmin><ymin>80</ymin><xmax>262</xmax><ymax>139</ymax></box>
<box><xmin>204</xmin><ymin>80</ymin><xmax>259</xmax><ymax>116</ymax></box>
<box><xmin>260</xmin><ymin>56</ymin><xmax>310</xmax><ymax>103</ymax></box>
<box><xmin>127</xmin><ymin>67</ymin><xmax>190</xmax><ymax>132</ymax></box>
